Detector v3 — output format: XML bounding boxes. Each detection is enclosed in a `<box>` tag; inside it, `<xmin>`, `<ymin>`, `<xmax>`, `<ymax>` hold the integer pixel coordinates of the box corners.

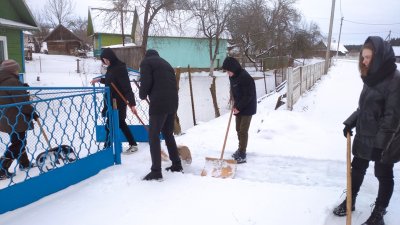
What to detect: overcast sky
<box><xmin>26</xmin><ymin>0</ymin><xmax>400</xmax><ymax>45</ymax></box>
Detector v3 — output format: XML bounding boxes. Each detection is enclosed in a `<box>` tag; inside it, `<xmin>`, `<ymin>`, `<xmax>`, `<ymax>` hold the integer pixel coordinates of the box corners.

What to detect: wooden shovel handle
<box><xmin>35</xmin><ymin>117</ymin><xmax>52</xmax><ymax>149</ymax></box>
<box><xmin>111</xmin><ymin>82</ymin><xmax>148</xmax><ymax>132</ymax></box>
<box><xmin>220</xmin><ymin>108</ymin><xmax>234</xmax><ymax>160</ymax></box>
<box><xmin>346</xmin><ymin>132</ymin><xmax>352</xmax><ymax>225</ymax></box>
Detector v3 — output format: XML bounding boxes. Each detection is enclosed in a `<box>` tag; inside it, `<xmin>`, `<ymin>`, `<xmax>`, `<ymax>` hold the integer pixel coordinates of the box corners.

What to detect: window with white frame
<box><xmin>0</xmin><ymin>36</ymin><xmax>8</xmax><ymax>63</ymax></box>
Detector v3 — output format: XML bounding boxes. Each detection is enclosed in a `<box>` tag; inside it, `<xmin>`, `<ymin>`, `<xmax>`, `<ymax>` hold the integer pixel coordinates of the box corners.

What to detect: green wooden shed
<box><xmin>0</xmin><ymin>0</ymin><xmax>38</xmax><ymax>72</ymax></box>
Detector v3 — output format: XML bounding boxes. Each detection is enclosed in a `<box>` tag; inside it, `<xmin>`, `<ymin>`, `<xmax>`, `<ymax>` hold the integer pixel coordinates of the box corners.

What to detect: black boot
<box><xmin>165</xmin><ymin>161</ymin><xmax>183</xmax><ymax>172</ymax></box>
<box><xmin>361</xmin><ymin>205</ymin><xmax>386</xmax><ymax>225</ymax></box>
<box><xmin>333</xmin><ymin>198</ymin><xmax>356</xmax><ymax>217</ymax></box>
<box><xmin>0</xmin><ymin>157</ymin><xmax>15</xmax><ymax>180</ymax></box>
<box><xmin>142</xmin><ymin>171</ymin><xmax>163</xmax><ymax>181</ymax></box>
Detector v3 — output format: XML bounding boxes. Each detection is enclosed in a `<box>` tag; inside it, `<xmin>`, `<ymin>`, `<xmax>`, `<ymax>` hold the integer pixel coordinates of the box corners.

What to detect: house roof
<box><xmin>0</xmin><ymin>18</ymin><xmax>38</xmax><ymax>30</ymax></box>
<box><xmin>0</xmin><ymin>0</ymin><xmax>38</xmax><ymax>30</ymax></box>
<box><xmin>393</xmin><ymin>46</ymin><xmax>400</xmax><ymax>57</ymax></box>
<box><xmin>318</xmin><ymin>41</ymin><xmax>348</xmax><ymax>54</ymax></box>
<box><xmin>43</xmin><ymin>24</ymin><xmax>82</xmax><ymax>42</ymax></box>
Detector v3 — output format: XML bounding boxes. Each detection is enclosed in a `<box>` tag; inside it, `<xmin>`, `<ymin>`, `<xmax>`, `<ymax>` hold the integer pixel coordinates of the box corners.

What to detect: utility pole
<box><xmin>325</xmin><ymin>0</ymin><xmax>336</xmax><ymax>74</ymax></box>
<box><xmin>336</xmin><ymin>17</ymin><xmax>344</xmax><ymax>58</ymax></box>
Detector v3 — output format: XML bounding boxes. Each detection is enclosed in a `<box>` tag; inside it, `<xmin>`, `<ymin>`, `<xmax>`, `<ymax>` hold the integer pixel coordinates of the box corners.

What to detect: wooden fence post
<box><xmin>188</xmin><ymin>65</ymin><xmax>196</xmax><ymax>126</ymax></box>
<box><xmin>287</xmin><ymin>67</ymin><xmax>293</xmax><ymax>111</ymax></box>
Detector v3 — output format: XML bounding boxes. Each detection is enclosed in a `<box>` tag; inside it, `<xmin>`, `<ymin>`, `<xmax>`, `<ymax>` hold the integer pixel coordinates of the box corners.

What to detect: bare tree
<box><xmin>186</xmin><ymin>0</ymin><xmax>231</xmax><ymax>76</ymax></box>
<box><xmin>42</xmin><ymin>0</ymin><xmax>75</xmax><ymax>27</ymax></box>
<box><xmin>227</xmin><ymin>0</ymin><xmax>270</xmax><ymax>64</ymax></box>
<box><xmin>31</xmin><ymin>9</ymin><xmax>51</xmax><ymax>53</ymax></box>
<box><xmin>138</xmin><ymin>0</ymin><xmax>177</xmax><ymax>56</ymax></box>
<box><xmin>100</xmin><ymin>0</ymin><xmax>132</xmax><ymax>46</ymax></box>
<box><xmin>68</xmin><ymin>17</ymin><xmax>91</xmax><ymax>50</ymax></box>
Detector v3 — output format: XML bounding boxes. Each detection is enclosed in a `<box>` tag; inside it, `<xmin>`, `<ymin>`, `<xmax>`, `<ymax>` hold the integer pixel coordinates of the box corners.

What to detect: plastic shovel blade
<box><xmin>200</xmin><ymin>157</ymin><xmax>237</xmax><ymax>178</ymax></box>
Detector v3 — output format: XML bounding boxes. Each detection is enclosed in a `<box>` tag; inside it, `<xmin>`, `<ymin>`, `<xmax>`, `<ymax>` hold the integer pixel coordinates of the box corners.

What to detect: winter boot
<box><xmin>361</xmin><ymin>205</ymin><xmax>387</xmax><ymax>225</ymax></box>
<box><xmin>233</xmin><ymin>150</ymin><xmax>247</xmax><ymax>164</ymax></box>
<box><xmin>142</xmin><ymin>171</ymin><xmax>163</xmax><ymax>181</ymax></box>
<box><xmin>333</xmin><ymin>198</ymin><xmax>356</xmax><ymax>216</ymax></box>
<box><xmin>0</xmin><ymin>157</ymin><xmax>15</xmax><ymax>180</ymax></box>
<box><xmin>18</xmin><ymin>151</ymin><xmax>36</xmax><ymax>171</ymax></box>
<box><xmin>165</xmin><ymin>161</ymin><xmax>183</xmax><ymax>172</ymax></box>
<box><xmin>123</xmin><ymin>145</ymin><xmax>138</xmax><ymax>154</ymax></box>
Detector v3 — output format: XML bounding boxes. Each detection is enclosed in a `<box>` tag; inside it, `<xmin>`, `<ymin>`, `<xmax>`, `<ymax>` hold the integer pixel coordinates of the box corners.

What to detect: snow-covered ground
<box><xmin>1</xmin><ymin>54</ymin><xmax>399</xmax><ymax>225</ymax></box>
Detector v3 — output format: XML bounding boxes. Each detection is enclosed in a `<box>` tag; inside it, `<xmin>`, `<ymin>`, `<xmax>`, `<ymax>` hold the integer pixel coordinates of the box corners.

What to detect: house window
<box><xmin>0</xmin><ymin>36</ymin><xmax>8</xmax><ymax>63</ymax></box>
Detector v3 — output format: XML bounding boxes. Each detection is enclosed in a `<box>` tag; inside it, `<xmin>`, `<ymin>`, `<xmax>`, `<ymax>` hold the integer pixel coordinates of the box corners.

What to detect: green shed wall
<box><xmin>0</xmin><ymin>28</ymin><xmax>24</xmax><ymax>72</ymax></box>
<box><xmin>147</xmin><ymin>37</ymin><xmax>227</xmax><ymax>69</ymax></box>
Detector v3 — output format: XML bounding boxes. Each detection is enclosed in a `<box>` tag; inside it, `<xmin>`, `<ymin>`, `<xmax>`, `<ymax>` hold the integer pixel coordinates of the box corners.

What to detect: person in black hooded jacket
<box><xmin>333</xmin><ymin>36</ymin><xmax>400</xmax><ymax>225</ymax></box>
<box><xmin>91</xmin><ymin>48</ymin><xmax>138</xmax><ymax>153</ymax></box>
<box><xmin>139</xmin><ymin>49</ymin><xmax>181</xmax><ymax>181</ymax></box>
<box><xmin>222</xmin><ymin>57</ymin><xmax>257</xmax><ymax>164</ymax></box>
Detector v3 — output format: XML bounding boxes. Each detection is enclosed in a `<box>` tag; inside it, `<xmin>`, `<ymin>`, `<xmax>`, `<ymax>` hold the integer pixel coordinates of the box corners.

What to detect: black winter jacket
<box><xmin>223</xmin><ymin>57</ymin><xmax>257</xmax><ymax>116</ymax></box>
<box><xmin>99</xmin><ymin>48</ymin><xmax>136</xmax><ymax>113</ymax></box>
<box><xmin>344</xmin><ymin>36</ymin><xmax>400</xmax><ymax>163</ymax></box>
<box><xmin>139</xmin><ymin>49</ymin><xmax>178</xmax><ymax>115</ymax></box>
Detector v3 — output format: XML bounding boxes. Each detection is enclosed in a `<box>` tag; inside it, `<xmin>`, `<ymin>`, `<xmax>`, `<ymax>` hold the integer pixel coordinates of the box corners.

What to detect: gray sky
<box><xmin>296</xmin><ymin>0</ymin><xmax>400</xmax><ymax>45</ymax></box>
<box><xmin>26</xmin><ymin>0</ymin><xmax>400</xmax><ymax>45</ymax></box>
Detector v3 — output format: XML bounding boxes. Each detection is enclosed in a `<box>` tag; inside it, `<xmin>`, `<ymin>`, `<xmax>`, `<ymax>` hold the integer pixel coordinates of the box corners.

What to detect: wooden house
<box><xmin>0</xmin><ymin>0</ymin><xmax>38</xmax><ymax>72</ymax></box>
<box><xmin>314</xmin><ymin>41</ymin><xmax>349</xmax><ymax>58</ymax></box>
<box><xmin>43</xmin><ymin>24</ymin><xmax>83</xmax><ymax>55</ymax></box>
<box><xmin>87</xmin><ymin>7</ymin><xmax>228</xmax><ymax>69</ymax></box>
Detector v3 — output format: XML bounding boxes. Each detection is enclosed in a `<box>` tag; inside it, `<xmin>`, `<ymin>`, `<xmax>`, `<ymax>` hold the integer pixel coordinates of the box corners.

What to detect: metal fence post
<box><xmin>112</xmin><ymin>99</ymin><xmax>122</xmax><ymax>164</ymax></box>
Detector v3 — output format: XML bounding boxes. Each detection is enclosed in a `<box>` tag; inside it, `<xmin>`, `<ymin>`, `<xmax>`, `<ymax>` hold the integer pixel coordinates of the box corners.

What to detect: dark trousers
<box><xmin>351</xmin><ymin>157</ymin><xmax>394</xmax><ymax>207</ymax></box>
<box><xmin>235</xmin><ymin>115</ymin><xmax>252</xmax><ymax>153</ymax></box>
<box><xmin>1</xmin><ymin>132</ymin><xmax>30</xmax><ymax>169</ymax></box>
<box><xmin>105</xmin><ymin>104</ymin><xmax>137</xmax><ymax>147</ymax></box>
<box><xmin>148</xmin><ymin>113</ymin><xmax>180</xmax><ymax>172</ymax></box>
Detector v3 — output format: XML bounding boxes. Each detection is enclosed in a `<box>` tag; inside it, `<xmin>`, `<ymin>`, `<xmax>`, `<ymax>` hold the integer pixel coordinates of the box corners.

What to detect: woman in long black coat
<box><xmin>333</xmin><ymin>36</ymin><xmax>400</xmax><ymax>225</ymax></box>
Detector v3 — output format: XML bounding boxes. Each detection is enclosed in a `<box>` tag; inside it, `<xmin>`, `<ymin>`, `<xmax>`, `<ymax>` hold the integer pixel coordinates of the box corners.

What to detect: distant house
<box><xmin>393</xmin><ymin>46</ymin><xmax>400</xmax><ymax>63</ymax></box>
<box><xmin>87</xmin><ymin>7</ymin><xmax>228</xmax><ymax>69</ymax></box>
<box><xmin>43</xmin><ymin>24</ymin><xmax>83</xmax><ymax>55</ymax></box>
<box><xmin>315</xmin><ymin>41</ymin><xmax>348</xmax><ymax>57</ymax></box>
<box><xmin>0</xmin><ymin>0</ymin><xmax>38</xmax><ymax>72</ymax></box>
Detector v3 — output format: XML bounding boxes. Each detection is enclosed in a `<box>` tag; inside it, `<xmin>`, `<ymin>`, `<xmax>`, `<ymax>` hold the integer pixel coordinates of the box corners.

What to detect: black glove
<box><xmin>23</xmin><ymin>83</ymin><xmax>30</xmax><ymax>87</ymax></box>
<box><xmin>343</xmin><ymin>125</ymin><xmax>353</xmax><ymax>138</ymax></box>
<box><xmin>32</xmin><ymin>112</ymin><xmax>39</xmax><ymax>120</ymax></box>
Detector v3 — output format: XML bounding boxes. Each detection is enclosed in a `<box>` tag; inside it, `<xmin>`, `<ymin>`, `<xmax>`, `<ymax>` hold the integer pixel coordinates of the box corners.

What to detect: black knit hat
<box><xmin>222</xmin><ymin>57</ymin><xmax>242</xmax><ymax>73</ymax></box>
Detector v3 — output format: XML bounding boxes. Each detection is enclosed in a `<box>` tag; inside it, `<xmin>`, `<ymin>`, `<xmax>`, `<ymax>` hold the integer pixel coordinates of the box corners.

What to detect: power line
<box><xmin>343</xmin><ymin>19</ymin><xmax>400</xmax><ymax>26</ymax></box>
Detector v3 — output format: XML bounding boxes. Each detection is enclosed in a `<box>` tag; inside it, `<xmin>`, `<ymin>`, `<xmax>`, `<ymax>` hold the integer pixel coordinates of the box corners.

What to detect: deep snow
<box><xmin>0</xmin><ymin>54</ymin><xmax>399</xmax><ymax>225</ymax></box>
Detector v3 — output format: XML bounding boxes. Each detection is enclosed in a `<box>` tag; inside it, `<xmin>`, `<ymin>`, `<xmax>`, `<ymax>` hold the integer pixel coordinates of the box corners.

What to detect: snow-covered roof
<box><xmin>325</xmin><ymin>41</ymin><xmax>348</xmax><ymax>54</ymax></box>
<box><xmin>393</xmin><ymin>46</ymin><xmax>400</xmax><ymax>57</ymax></box>
<box><xmin>89</xmin><ymin>7</ymin><xmax>135</xmax><ymax>36</ymax></box>
<box><xmin>0</xmin><ymin>17</ymin><xmax>38</xmax><ymax>30</ymax></box>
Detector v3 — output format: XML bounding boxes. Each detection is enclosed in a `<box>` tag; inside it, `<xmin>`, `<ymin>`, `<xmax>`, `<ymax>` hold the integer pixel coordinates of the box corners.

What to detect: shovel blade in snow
<box><xmin>200</xmin><ymin>157</ymin><xmax>237</xmax><ymax>178</ymax></box>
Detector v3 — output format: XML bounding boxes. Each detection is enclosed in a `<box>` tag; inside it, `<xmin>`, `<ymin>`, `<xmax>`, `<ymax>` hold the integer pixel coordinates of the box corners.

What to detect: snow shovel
<box><xmin>346</xmin><ymin>132</ymin><xmax>352</xmax><ymax>225</ymax></box>
<box><xmin>110</xmin><ymin>82</ymin><xmax>171</xmax><ymax>161</ymax></box>
<box><xmin>34</xmin><ymin>117</ymin><xmax>77</xmax><ymax>173</ymax></box>
<box><xmin>201</xmin><ymin>108</ymin><xmax>237</xmax><ymax>178</ymax></box>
